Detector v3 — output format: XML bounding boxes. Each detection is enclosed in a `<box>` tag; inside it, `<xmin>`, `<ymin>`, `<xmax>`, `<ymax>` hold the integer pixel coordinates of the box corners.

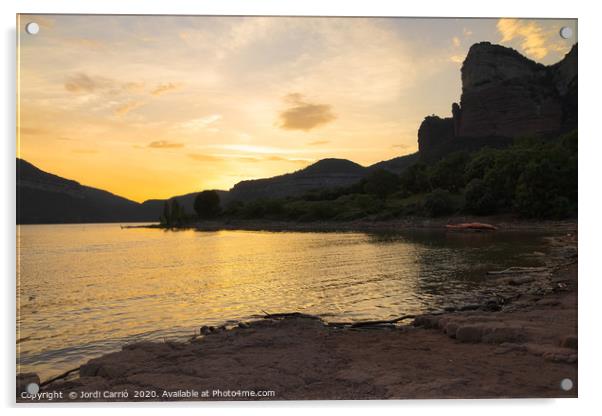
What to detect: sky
<box><xmin>17</xmin><ymin>15</ymin><xmax>577</xmax><ymax>202</ymax></box>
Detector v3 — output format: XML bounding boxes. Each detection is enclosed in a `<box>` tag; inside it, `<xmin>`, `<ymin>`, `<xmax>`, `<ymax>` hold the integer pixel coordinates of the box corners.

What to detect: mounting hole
<box><xmin>559</xmin><ymin>26</ymin><xmax>573</xmax><ymax>40</ymax></box>
<box><xmin>26</xmin><ymin>382</ymin><xmax>39</xmax><ymax>394</ymax></box>
<box><xmin>560</xmin><ymin>378</ymin><xmax>574</xmax><ymax>391</ymax></box>
<box><xmin>25</xmin><ymin>22</ymin><xmax>40</xmax><ymax>35</ymax></box>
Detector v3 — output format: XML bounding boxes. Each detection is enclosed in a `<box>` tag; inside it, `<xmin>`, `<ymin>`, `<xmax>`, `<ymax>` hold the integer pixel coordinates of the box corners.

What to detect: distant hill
<box><xmin>17</xmin><ymin>157</ymin><xmax>389</xmax><ymax>224</ymax></box>
<box><xmin>228</xmin><ymin>158</ymin><xmax>368</xmax><ymax>202</ymax></box>
<box><xmin>368</xmin><ymin>152</ymin><xmax>419</xmax><ymax>174</ymax></box>
<box><xmin>17</xmin><ymin>158</ymin><xmax>152</xmax><ymax>224</ymax></box>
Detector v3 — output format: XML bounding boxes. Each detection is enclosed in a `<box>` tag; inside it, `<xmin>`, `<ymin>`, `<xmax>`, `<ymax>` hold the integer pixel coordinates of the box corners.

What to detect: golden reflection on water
<box><xmin>17</xmin><ymin>224</ymin><xmax>548</xmax><ymax>379</ymax></box>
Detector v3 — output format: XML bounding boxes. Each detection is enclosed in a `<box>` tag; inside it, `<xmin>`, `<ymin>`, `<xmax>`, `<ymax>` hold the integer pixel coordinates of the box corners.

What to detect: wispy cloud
<box><xmin>151</xmin><ymin>82</ymin><xmax>179</xmax><ymax>96</ymax></box>
<box><xmin>307</xmin><ymin>140</ymin><xmax>330</xmax><ymax>146</ymax></box>
<box><xmin>180</xmin><ymin>114</ymin><xmax>222</xmax><ymax>131</ymax></box>
<box><xmin>496</xmin><ymin>18</ymin><xmax>564</xmax><ymax>60</ymax></box>
<box><xmin>188</xmin><ymin>153</ymin><xmax>221</xmax><ymax>162</ymax></box>
<box><xmin>147</xmin><ymin>140</ymin><xmax>184</xmax><ymax>149</ymax></box>
<box><xmin>64</xmin><ymin>73</ymin><xmax>112</xmax><ymax>94</ymax></box>
<box><xmin>65</xmin><ymin>38</ymin><xmax>106</xmax><ymax>51</ymax></box>
<box><xmin>114</xmin><ymin>101</ymin><xmax>145</xmax><ymax>116</ymax></box>
<box><xmin>449</xmin><ymin>54</ymin><xmax>465</xmax><ymax>64</ymax></box>
<box><xmin>278</xmin><ymin>93</ymin><xmax>336</xmax><ymax>132</ymax></box>
<box><xmin>122</xmin><ymin>82</ymin><xmax>146</xmax><ymax>93</ymax></box>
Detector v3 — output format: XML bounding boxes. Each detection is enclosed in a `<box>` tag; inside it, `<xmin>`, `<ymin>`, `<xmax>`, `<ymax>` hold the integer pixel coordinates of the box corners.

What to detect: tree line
<box><xmin>161</xmin><ymin>130</ymin><xmax>577</xmax><ymax>226</ymax></box>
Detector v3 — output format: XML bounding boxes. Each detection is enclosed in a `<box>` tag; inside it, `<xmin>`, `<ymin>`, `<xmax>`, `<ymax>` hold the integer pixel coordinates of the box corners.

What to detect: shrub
<box><xmin>514</xmin><ymin>159</ymin><xmax>573</xmax><ymax>218</ymax></box>
<box><xmin>429</xmin><ymin>152</ymin><xmax>470</xmax><ymax>192</ymax></box>
<box><xmin>464</xmin><ymin>178</ymin><xmax>497</xmax><ymax>215</ymax></box>
<box><xmin>423</xmin><ymin>189</ymin><xmax>455</xmax><ymax>217</ymax></box>
<box><xmin>362</xmin><ymin>169</ymin><xmax>400</xmax><ymax>199</ymax></box>
<box><xmin>400</xmin><ymin>163</ymin><xmax>430</xmax><ymax>194</ymax></box>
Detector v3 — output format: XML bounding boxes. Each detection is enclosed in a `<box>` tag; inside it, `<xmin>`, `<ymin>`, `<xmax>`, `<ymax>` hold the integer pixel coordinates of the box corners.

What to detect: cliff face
<box><xmin>417</xmin><ymin>116</ymin><xmax>455</xmax><ymax>153</ymax></box>
<box><xmin>418</xmin><ymin>42</ymin><xmax>577</xmax><ymax>157</ymax></box>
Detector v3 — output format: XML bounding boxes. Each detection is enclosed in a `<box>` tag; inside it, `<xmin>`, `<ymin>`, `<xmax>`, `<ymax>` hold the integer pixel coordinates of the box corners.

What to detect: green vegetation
<box><xmin>172</xmin><ymin>131</ymin><xmax>577</xmax><ymax>225</ymax></box>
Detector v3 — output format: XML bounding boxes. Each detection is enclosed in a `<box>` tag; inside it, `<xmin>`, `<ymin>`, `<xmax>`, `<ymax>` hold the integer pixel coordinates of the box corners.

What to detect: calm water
<box><xmin>17</xmin><ymin>223</ymin><xmax>551</xmax><ymax>379</ymax></box>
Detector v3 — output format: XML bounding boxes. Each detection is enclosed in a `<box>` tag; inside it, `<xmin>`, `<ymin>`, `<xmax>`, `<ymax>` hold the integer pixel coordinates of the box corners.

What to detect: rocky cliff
<box><xmin>418</xmin><ymin>42</ymin><xmax>577</xmax><ymax>157</ymax></box>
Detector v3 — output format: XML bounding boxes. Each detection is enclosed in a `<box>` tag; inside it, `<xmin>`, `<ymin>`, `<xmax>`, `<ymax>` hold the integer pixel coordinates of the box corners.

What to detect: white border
<box><xmin>2</xmin><ymin>0</ymin><xmax>600</xmax><ymax>415</ymax></box>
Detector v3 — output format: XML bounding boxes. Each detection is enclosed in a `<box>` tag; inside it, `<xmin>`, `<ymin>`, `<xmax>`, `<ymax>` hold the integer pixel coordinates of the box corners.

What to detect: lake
<box><xmin>17</xmin><ymin>223</ymin><xmax>551</xmax><ymax>380</ymax></box>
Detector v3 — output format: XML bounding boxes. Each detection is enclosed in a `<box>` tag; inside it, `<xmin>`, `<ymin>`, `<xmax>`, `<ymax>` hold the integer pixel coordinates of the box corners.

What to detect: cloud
<box><xmin>64</xmin><ymin>73</ymin><xmax>112</xmax><ymax>93</ymax></box>
<box><xmin>452</xmin><ymin>36</ymin><xmax>461</xmax><ymax>47</ymax></box>
<box><xmin>66</xmin><ymin>38</ymin><xmax>106</xmax><ymax>51</ymax></box>
<box><xmin>188</xmin><ymin>153</ymin><xmax>221</xmax><ymax>162</ymax></box>
<box><xmin>122</xmin><ymin>82</ymin><xmax>146</xmax><ymax>93</ymax></box>
<box><xmin>307</xmin><ymin>140</ymin><xmax>330</xmax><ymax>146</ymax></box>
<box><xmin>266</xmin><ymin>155</ymin><xmax>312</xmax><ymax>164</ymax></box>
<box><xmin>266</xmin><ymin>155</ymin><xmax>286</xmax><ymax>161</ymax></box>
<box><xmin>147</xmin><ymin>140</ymin><xmax>184</xmax><ymax>149</ymax></box>
<box><xmin>496</xmin><ymin>18</ymin><xmax>550</xmax><ymax>60</ymax></box>
<box><xmin>29</xmin><ymin>16</ymin><xmax>55</xmax><ymax>30</ymax></box>
<box><xmin>180</xmin><ymin>114</ymin><xmax>222</xmax><ymax>131</ymax></box>
<box><xmin>65</xmin><ymin>73</ymin><xmax>141</xmax><ymax>96</ymax></box>
<box><xmin>151</xmin><ymin>82</ymin><xmax>179</xmax><ymax>96</ymax></box>
<box><xmin>114</xmin><ymin>101</ymin><xmax>145</xmax><ymax>116</ymax></box>
<box><xmin>278</xmin><ymin>93</ymin><xmax>336</xmax><ymax>131</ymax></box>
<box><xmin>449</xmin><ymin>54</ymin><xmax>465</xmax><ymax>64</ymax></box>
<box><xmin>392</xmin><ymin>143</ymin><xmax>411</xmax><ymax>150</ymax></box>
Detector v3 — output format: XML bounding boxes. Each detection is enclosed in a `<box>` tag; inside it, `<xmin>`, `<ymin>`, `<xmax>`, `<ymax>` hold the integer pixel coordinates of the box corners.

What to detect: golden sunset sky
<box><xmin>17</xmin><ymin>15</ymin><xmax>576</xmax><ymax>202</ymax></box>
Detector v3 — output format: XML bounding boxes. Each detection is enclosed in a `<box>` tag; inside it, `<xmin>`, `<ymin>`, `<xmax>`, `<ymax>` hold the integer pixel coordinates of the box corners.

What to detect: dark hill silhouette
<box><xmin>17</xmin><ymin>158</ymin><xmax>152</xmax><ymax>224</ymax></box>
<box><xmin>368</xmin><ymin>152</ymin><xmax>419</xmax><ymax>174</ymax></box>
<box><xmin>228</xmin><ymin>158</ymin><xmax>368</xmax><ymax>201</ymax></box>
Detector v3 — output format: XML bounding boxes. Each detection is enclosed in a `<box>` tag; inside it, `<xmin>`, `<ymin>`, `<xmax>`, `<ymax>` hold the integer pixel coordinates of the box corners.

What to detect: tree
<box><xmin>194</xmin><ymin>190</ymin><xmax>221</xmax><ymax>219</ymax></box>
<box><xmin>464</xmin><ymin>178</ymin><xmax>497</xmax><ymax>215</ymax></box>
<box><xmin>362</xmin><ymin>169</ymin><xmax>400</xmax><ymax>199</ymax></box>
<box><xmin>514</xmin><ymin>159</ymin><xmax>572</xmax><ymax>218</ymax></box>
<box><xmin>429</xmin><ymin>152</ymin><xmax>470</xmax><ymax>192</ymax></box>
<box><xmin>423</xmin><ymin>189</ymin><xmax>455</xmax><ymax>217</ymax></box>
<box><xmin>170</xmin><ymin>199</ymin><xmax>185</xmax><ymax>226</ymax></box>
<box><xmin>400</xmin><ymin>163</ymin><xmax>431</xmax><ymax>194</ymax></box>
<box><xmin>160</xmin><ymin>201</ymin><xmax>170</xmax><ymax>226</ymax></box>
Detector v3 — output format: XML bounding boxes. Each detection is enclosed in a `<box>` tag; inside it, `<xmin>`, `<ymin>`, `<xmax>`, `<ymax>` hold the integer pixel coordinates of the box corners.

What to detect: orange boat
<box><xmin>445</xmin><ymin>222</ymin><xmax>498</xmax><ymax>231</ymax></box>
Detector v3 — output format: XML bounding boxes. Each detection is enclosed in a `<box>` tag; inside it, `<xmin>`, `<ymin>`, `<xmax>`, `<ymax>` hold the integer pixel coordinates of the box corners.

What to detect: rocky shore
<box><xmin>18</xmin><ymin>232</ymin><xmax>577</xmax><ymax>401</ymax></box>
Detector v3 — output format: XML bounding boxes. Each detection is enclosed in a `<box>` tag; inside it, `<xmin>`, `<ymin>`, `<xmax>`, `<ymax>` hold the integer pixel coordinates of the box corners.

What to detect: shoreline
<box><xmin>18</xmin><ymin>232</ymin><xmax>578</xmax><ymax>401</ymax></box>
<box><xmin>127</xmin><ymin>216</ymin><xmax>578</xmax><ymax>234</ymax></box>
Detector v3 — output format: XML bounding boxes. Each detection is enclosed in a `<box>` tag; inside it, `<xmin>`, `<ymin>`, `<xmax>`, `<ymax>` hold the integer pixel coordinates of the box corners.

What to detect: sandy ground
<box><xmin>17</xmin><ymin>233</ymin><xmax>577</xmax><ymax>402</ymax></box>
